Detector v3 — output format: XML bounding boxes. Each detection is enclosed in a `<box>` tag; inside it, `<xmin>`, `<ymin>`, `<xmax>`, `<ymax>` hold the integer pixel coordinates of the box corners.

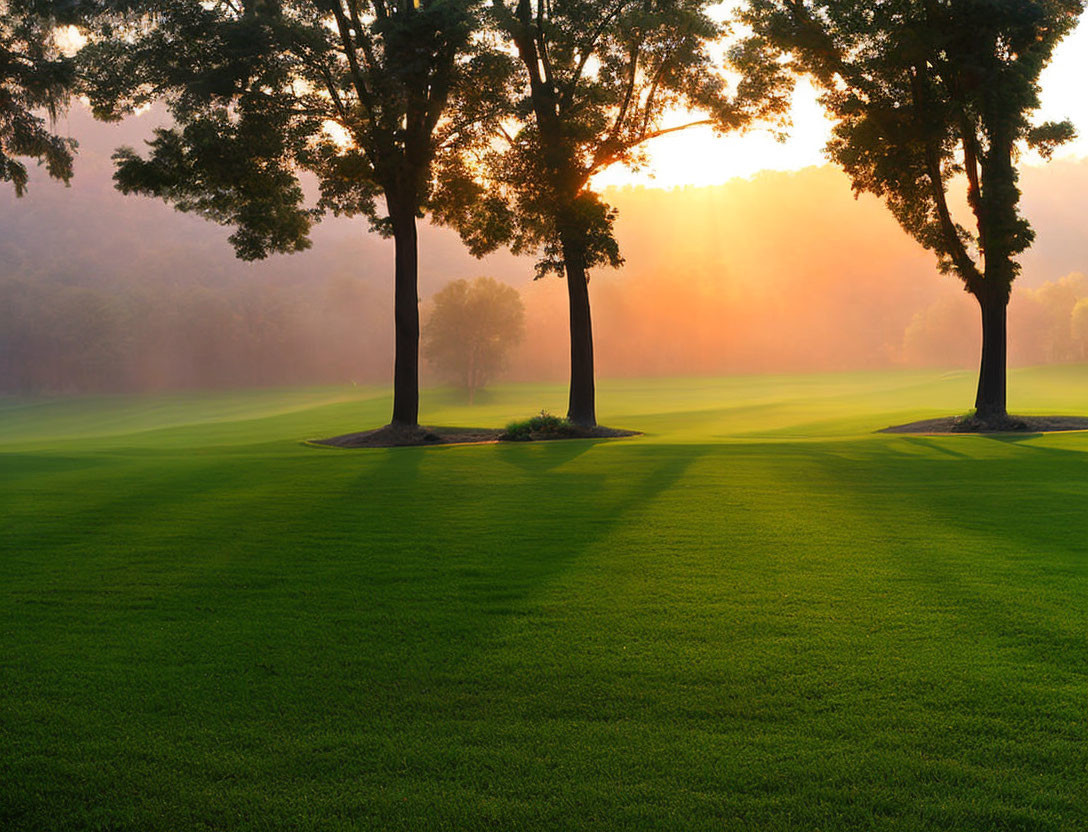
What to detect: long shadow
<box><xmin>492</xmin><ymin>436</ymin><xmax>606</xmax><ymax>472</ymax></box>
<box><xmin>978</xmin><ymin>430</ymin><xmax>1088</xmax><ymax>457</ymax></box>
<box><xmin>6</xmin><ymin>413</ymin><xmax>724</xmax><ymax>827</ymax></box>
<box><xmin>980</xmin><ymin>431</ymin><xmax>1045</xmax><ymax>444</ymax></box>
<box><xmin>300</xmin><ymin>444</ymin><xmax>710</xmax><ymax>744</ymax></box>
<box><xmin>37</xmin><ymin>437</ymin><xmax>714</xmax><ymax>708</ymax></box>
<box><xmin>813</xmin><ymin>433</ymin><xmax>1088</xmax><ymax>545</ymax></box>
<box><xmin>25</xmin><ymin>437</ymin><xmax>701</xmax><ymax>790</ymax></box>
<box><xmin>0</xmin><ymin>450</ymin><xmax>111</xmax><ymax>483</ymax></box>
<box><xmin>1</xmin><ymin>452</ymin><xmax>273</xmax><ymax>567</ymax></box>
<box><xmin>796</xmin><ymin>435</ymin><xmax>1088</xmax><ymax>666</ymax></box>
<box><xmin>896</xmin><ymin>436</ymin><xmax>971</xmax><ymax>459</ymax></box>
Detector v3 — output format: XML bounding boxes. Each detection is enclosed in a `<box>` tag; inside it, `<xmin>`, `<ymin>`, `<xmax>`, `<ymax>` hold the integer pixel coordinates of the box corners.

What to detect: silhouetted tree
<box><xmin>1</xmin><ymin>0</ymin><xmax>80</xmax><ymax>195</ymax></box>
<box><xmin>741</xmin><ymin>0</ymin><xmax>1083</xmax><ymax>421</ymax></box>
<box><xmin>78</xmin><ymin>0</ymin><xmax>509</xmax><ymax>426</ymax></box>
<box><xmin>423</xmin><ymin>276</ymin><xmax>525</xmax><ymax>402</ymax></box>
<box><xmin>435</xmin><ymin>0</ymin><xmax>784</xmax><ymax>425</ymax></box>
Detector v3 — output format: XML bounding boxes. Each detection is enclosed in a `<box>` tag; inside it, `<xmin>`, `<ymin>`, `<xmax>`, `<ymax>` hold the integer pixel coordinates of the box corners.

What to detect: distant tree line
<box><xmin>3</xmin><ymin>0</ymin><xmax>1085</xmax><ymax>426</ymax></box>
<box><xmin>0</xmin><ymin>272</ymin><xmax>390</xmax><ymax>393</ymax></box>
<box><xmin>902</xmin><ymin>273</ymin><xmax>1088</xmax><ymax>368</ymax></box>
<box><xmin>10</xmin><ymin>263</ymin><xmax>1088</xmax><ymax>395</ymax></box>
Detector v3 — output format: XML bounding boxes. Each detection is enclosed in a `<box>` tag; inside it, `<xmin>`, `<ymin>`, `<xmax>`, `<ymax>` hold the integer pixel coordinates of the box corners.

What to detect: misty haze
<box><xmin>7</xmin><ymin>107</ymin><xmax>1088</xmax><ymax>395</ymax></box>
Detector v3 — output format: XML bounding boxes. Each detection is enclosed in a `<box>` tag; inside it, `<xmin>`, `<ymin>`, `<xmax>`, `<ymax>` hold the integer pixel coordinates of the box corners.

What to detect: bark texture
<box><xmin>974</xmin><ymin>291</ymin><xmax>1008</xmax><ymax>421</ymax></box>
<box><xmin>562</xmin><ymin>234</ymin><xmax>596</xmax><ymax>427</ymax></box>
<box><xmin>390</xmin><ymin>202</ymin><xmax>420</xmax><ymax>426</ymax></box>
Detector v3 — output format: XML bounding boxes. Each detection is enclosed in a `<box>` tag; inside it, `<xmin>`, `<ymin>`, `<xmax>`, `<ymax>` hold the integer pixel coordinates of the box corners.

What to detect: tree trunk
<box><xmin>390</xmin><ymin>203</ymin><xmax>420</xmax><ymax>426</ymax></box>
<box><xmin>972</xmin><ymin>128</ymin><xmax>1017</xmax><ymax>425</ymax></box>
<box><xmin>974</xmin><ymin>289</ymin><xmax>1008</xmax><ymax>422</ymax></box>
<box><xmin>561</xmin><ymin>233</ymin><xmax>596</xmax><ymax>427</ymax></box>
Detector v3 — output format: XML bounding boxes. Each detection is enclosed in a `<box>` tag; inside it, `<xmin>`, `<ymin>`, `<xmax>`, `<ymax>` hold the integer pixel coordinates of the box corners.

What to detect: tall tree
<box><xmin>78</xmin><ymin>0</ymin><xmax>507</xmax><ymax>427</ymax></box>
<box><xmin>423</xmin><ymin>276</ymin><xmax>525</xmax><ymax>403</ymax></box>
<box><xmin>1</xmin><ymin>0</ymin><xmax>80</xmax><ymax>195</ymax></box>
<box><xmin>435</xmin><ymin>0</ymin><xmax>784</xmax><ymax>426</ymax></box>
<box><xmin>740</xmin><ymin>0</ymin><xmax>1083</xmax><ymax>421</ymax></box>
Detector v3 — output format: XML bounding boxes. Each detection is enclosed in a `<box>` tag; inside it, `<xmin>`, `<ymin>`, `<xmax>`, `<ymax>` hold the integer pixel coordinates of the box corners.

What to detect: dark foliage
<box><xmin>0</xmin><ymin>0</ymin><xmax>81</xmax><ymax>195</ymax></box>
<box><xmin>502</xmin><ymin>409</ymin><xmax>578</xmax><ymax>439</ymax></box>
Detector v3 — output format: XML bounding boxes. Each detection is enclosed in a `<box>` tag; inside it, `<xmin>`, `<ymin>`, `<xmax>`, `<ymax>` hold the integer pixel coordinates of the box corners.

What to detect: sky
<box><xmin>595</xmin><ymin>16</ymin><xmax>1088</xmax><ymax>188</ymax></box>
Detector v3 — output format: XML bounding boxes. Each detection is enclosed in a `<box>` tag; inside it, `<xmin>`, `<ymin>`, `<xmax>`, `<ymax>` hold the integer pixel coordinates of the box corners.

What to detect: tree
<box><xmin>434</xmin><ymin>0</ymin><xmax>785</xmax><ymax>426</ymax></box>
<box><xmin>78</xmin><ymin>0</ymin><xmax>509</xmax><ymax>427</ymax></box>
<box><xmin>740</xmin><ymin>0</ymin><xmax>1084</xmax><ymax>421</ymax></box>
<box><xmin>423</xmin><ymin>276</ymin><xmax>525</xmax><ymax>402</ymax></box>
<box><xmin>1</xmin><ymin>0</ymin><xmax>81</xmax><ymax>195</ymax></box>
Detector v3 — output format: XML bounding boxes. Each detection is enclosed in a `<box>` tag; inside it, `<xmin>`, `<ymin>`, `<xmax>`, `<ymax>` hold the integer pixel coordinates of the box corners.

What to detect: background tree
<box><xmin>1074</xmin><ymin>299</ymin><xmax>1088</xmax><ymax>360</ymax></box>
<box><xmin>423</xmin><ymin>276</ymin><xmax>525</xmax><ymax>403</ymax></box>
<box><xmin>741</xmin><ymin>0</ymin><xmax>1084</xmax><ymax>422</ymax></box>
<box><xmin>434</xmin><ymin>0</ymin><xmax>786</xmax><ymax>426</ymax></box>
<box><xmin>1</xmin><ymin>0</ymin><xmax>81</xmax><ymax>195</ymax></box>
<box><xmin>78</xmin><ymin>0</ymin><xmax>509</xmax><ymax>428</ymax></box>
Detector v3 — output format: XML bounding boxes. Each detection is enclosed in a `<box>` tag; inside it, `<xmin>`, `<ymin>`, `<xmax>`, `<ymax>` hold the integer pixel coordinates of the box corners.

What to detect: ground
<box><xmin>3</xmin><ymin>366</ymin><xmax>1088</xmax><ymax>831</ymax></box>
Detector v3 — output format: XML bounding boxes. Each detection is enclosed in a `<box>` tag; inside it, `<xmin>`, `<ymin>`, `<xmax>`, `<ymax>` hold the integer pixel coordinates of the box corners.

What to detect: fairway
<box><xmin>3</xmin><ymin>367</ymin><xmax>1088</xmax><ymax>831</ymax></box>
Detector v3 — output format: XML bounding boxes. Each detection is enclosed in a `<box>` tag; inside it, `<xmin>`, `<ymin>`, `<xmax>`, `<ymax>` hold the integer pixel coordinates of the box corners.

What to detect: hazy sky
<box><xmin>596</xmin><ymin>16</ymin><xmax>1088</xmax><ymax>188</ymax></box>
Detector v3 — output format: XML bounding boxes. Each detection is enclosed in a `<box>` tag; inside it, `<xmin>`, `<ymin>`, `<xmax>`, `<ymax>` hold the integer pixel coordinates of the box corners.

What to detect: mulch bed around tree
<box><xmin>880</xmin><ymin>415</ymin><xmax>1088</xmax><ymax>435</ymax></box>
<box><xmin>311</xmin><ymin>423</ymin><xmax>640</xmax><ymax>448</ymax></box>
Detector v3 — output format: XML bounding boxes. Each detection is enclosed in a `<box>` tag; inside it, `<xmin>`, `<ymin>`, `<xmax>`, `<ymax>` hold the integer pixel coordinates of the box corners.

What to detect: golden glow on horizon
<box><xmin>595</xmin><ymin>19</ymin><xmax>1088</xmax><ymax>189</ymax></box>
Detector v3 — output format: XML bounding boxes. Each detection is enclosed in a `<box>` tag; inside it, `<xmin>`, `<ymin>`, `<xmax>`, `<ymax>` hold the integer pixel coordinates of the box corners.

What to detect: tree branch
<box><xmin>590</xmin><ymin>118</ymin><xmax>711</xmax><ymax>177</ymax></box>
<box><xmin>909</xmin><ymin>66</ymin><xmax>982</xmax><ymax>291</ymax></box>
<box><xmin>559</xmin><ymin>0</ymin><xmax>636</xmax><ymax>108</ymax></box>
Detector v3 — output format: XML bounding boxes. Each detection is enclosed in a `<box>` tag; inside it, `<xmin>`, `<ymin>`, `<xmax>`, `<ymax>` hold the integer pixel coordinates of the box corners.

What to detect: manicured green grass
<box><xmin>3</xmin><ymin>367</ymin><xmax>1088</xmax><ymax>831</ymax></box>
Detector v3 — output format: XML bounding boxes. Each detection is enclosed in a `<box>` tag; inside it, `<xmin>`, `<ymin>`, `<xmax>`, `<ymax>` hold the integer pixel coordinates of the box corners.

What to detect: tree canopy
<box><xmin>80</xmin><ymin>0</ymin><xmax>507</xmax><ymax>255</ymax></box>
<box><xmin>1</xmin><ymin>0</ymin><xmax>81</xmax><ymax>195</ymax></box>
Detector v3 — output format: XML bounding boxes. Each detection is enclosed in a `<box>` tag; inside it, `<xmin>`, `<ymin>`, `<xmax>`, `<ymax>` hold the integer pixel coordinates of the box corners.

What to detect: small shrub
<box><xmin>502</xmin><ymin>409</ymin><xmax>579</xmax><ymax>441</ymax></box>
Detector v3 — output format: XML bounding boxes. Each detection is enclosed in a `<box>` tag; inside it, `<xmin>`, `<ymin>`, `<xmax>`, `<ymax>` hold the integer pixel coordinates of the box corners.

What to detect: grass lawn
<box><xmin>3</xmin><ymin>366</ymin><xmax>1088</xmax><ymax>831</ymax></box>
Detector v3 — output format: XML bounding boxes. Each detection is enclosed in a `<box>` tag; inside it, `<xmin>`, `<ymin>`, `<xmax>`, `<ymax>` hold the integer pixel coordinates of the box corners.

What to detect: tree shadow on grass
<box><xmin>806</xmin><ymin>433</ymin><xmax>1088</xmax><ymax>547</ymax></box>
<box><xmin>27</xmin><ymin>438</ymin><xmax>711</xmax><ymax>717</ymax></box>
<box><xmin>979</xmin><ymin>432</ymin><xmax>1045</xmax><ymax>444</ymax></box>
<box><xmin>897</xmin><ymin>436</ymin><xmax>971</xmax><ymax>459</ymax></box>
<box><xmin>323</xmin><ymin>440</ymin><xmax>705</xmax><ymax>609</ymax></box>
<box><xmin>796</xmin><ymin>436</ymin><xmax>1088</xmax><ymax>663</ymax></box>
<box><xmin>492</xmin><ymin>435</ymin><xmax>605</xmax><ymax>472</ymax></box>
<box><xmin>279</xmin><ymin>442</ymin><xmax>701</xmax><ymax>674</ymax></box>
